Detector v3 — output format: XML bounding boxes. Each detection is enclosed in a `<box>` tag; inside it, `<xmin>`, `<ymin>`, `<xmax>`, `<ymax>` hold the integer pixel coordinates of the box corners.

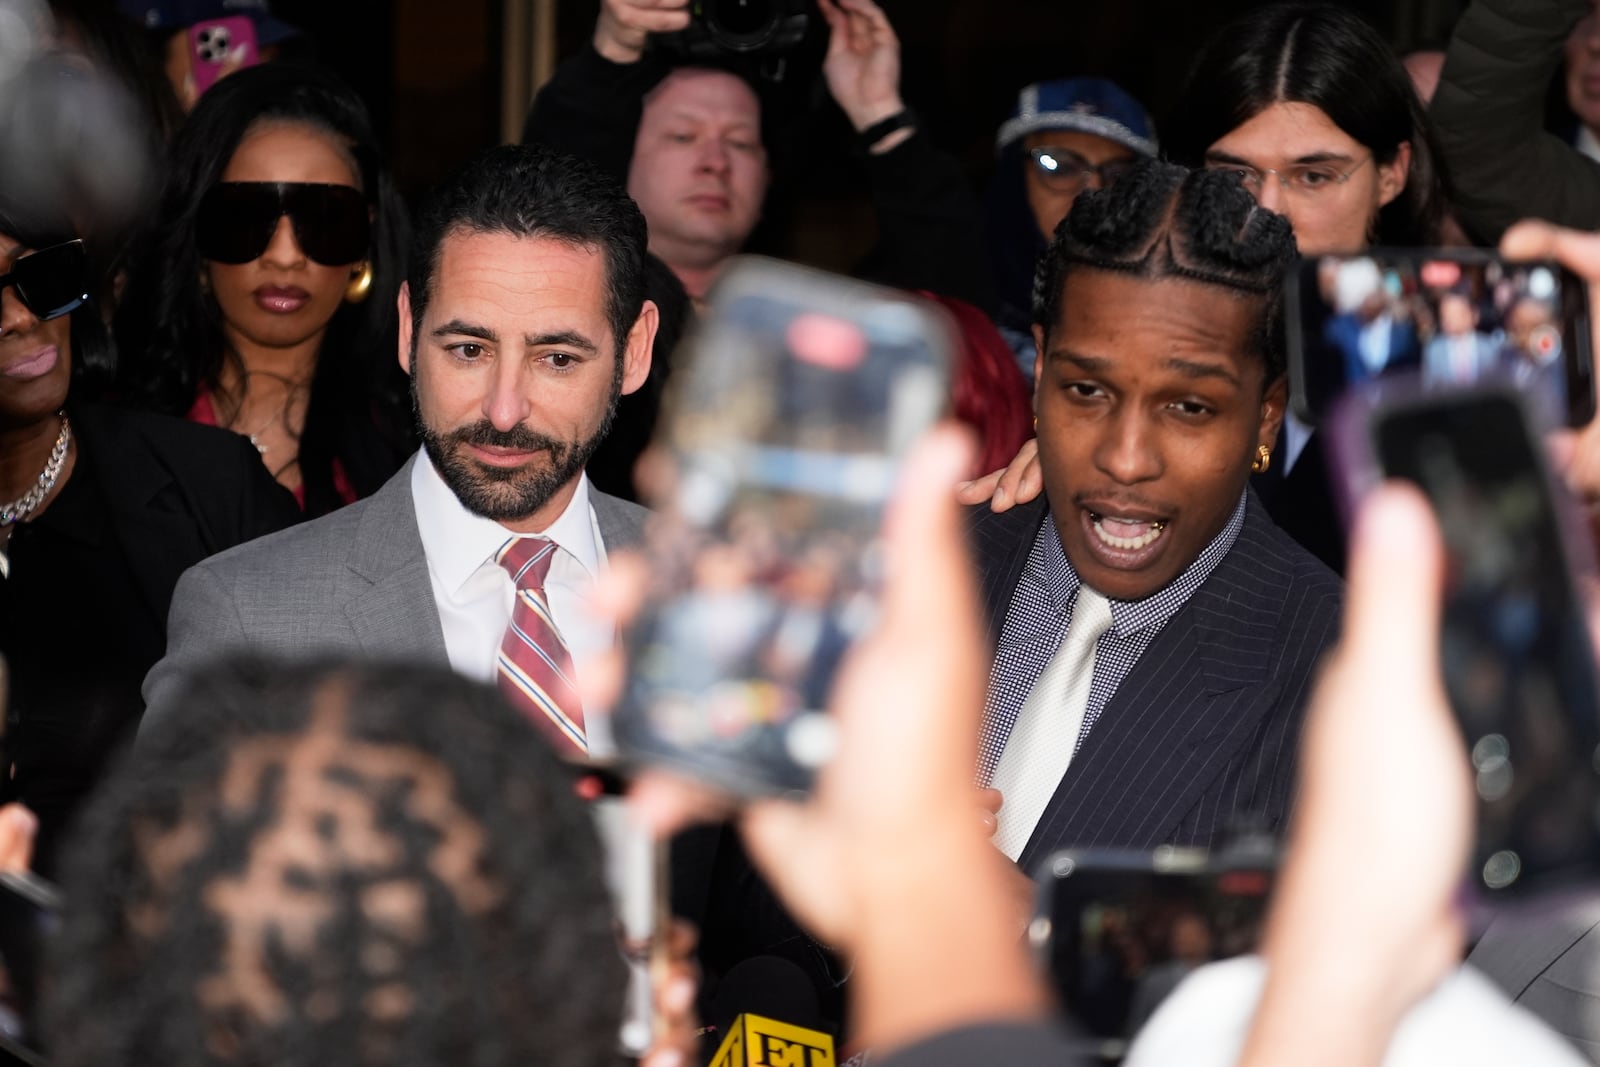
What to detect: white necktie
<box><xmin>990</xmin><ymin>586</ymin><xmax>1115</xmax><ymax>861</ymax></box>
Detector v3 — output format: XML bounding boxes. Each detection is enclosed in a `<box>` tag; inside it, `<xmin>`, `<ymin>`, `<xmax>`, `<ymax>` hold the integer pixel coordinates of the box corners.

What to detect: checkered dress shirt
<box><xmin>976</xmin><ymin>493</ymin><xmax>1248</xmax><ymax>786</ymax></box>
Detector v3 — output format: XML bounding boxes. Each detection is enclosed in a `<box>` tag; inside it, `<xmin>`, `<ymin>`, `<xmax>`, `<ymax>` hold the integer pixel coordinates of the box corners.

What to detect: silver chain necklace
<box><xmin>1</xmin><ymin>414</ymin><xmax>71</xmax><ymax>526</ymax></box>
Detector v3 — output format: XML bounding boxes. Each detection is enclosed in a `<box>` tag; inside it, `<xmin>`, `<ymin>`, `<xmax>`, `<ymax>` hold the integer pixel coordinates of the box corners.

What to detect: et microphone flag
<box><xmin>709</xmin><ymin>1013</ymin><xmax>837</xmax><ymax>1067</ymax></box>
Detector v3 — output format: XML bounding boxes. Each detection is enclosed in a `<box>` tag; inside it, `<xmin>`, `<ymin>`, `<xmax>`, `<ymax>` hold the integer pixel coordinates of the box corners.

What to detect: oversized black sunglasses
<box><xmin>0</xmin><ymin>239</ymin><xmax>90</xmax><ymax>322</ymax></box>
<box><xmin>195</xmin><ymin>181</ymin><xmax>370</xmax><ymax>266</ymax></box>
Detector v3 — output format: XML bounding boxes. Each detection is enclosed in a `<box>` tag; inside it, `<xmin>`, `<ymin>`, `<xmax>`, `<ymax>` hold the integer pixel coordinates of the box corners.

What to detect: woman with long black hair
<box><xmin>116</xmin><ymin>63</ymin><xmax>411</xmax><ymax>515</ymax></box>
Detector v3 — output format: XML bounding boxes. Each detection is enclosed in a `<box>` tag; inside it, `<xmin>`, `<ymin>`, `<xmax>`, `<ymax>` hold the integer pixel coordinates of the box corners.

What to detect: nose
<box><xmin>696</xmin><ymin>137</ymin><xmax>731</xmax><ymax>175</ymax></box>
<box><xmin>1092</xmin><ymin>407</ymin><xmax>1163</xmax><ymax>485</ymax></box>
<box><xmin>259</xmin><ymin>214</ymin><xmax>307</xmax><ymax>268</ymax></box>
<box><xmin>0</xmin><ymin>285</ymin><xmax>40</xmax><ymax>338</ymax></box>
<box><xmin>482</xmin><ymin>356</ymin><xmax>532</xmax><ymax>431</ymax></box>
<box><xmin>1253</xmin><ymin>177</ymin><xmax>1286</xmax><ymax>213</ymax></box>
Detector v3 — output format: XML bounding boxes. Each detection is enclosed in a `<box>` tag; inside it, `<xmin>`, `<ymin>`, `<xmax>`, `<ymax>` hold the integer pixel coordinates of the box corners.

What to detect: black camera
<box><xmin>657</xmin><ymin>0</ymin><xmax>811</xmax><ymax>59</ymax></box>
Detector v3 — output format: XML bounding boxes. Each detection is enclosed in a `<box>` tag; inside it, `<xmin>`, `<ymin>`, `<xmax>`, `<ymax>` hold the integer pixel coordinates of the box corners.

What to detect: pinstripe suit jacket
<box><xmin>969</xmin><ymin>493</ymin><xmax>1342</xmax><ymax>871</ymax></box>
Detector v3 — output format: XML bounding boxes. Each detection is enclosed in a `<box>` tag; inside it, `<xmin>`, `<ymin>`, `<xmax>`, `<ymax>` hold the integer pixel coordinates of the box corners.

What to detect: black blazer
<box><xmin>968</xmin><ymin>494</ymin><xmax>1342</xmax><ymax>871</ymax></box>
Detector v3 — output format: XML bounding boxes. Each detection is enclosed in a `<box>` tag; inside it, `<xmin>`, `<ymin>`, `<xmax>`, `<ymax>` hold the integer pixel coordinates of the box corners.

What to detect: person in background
<box><xmin>45</xmin><ymin>659</ymin><xmax>696</xmax><ymax>1067</ymax></box>
<box><xmin>115</xmin><ymin>63</ymin><xmax>412</xmax><ymax>515</ymax></box>
<box><xmin>0</xmin><ymin>197</ymin><xmax>297</xmax><ymax>877</ymax></box>
<box><xmin>1433</xmin><ymin>0</ymin><xmax>1600</xmax><ymax>242</ymax></box>
<box><xmin>1423</xmin><ymin>287</ymin><xmax>1499</xmax><ymax>384</ymax></box>
<box><xmin>985</xmin><ymin>77</ymin><xmax>1157</xmax><ymax>374</ymax></box>
<box><xmin>966</xmin><ymin>1</ymin><xmax>1446</xmax><ymax>573</ymax></box>
<box><xmin>117</xmin><ymin>0</ymin><xmax>299</xmax><ymax>110</ymax></box>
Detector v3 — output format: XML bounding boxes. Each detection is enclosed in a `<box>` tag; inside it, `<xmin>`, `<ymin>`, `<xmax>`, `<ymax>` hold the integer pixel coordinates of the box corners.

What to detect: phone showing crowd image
<box><xmin>1286</xmin><ymin>251</ymin><xmax>1595</xmax><ymax>429</ymax></box>
<box><xmin>610</xmin><ymin>257</ymin><xmax>952</xmax><ymax>797</ymax></box>
<box><xmin>187</xmin><ymin>16</ymin><xmax>259</xmax><ymax>97</ymax></box>
<box><xmin>1029</xmin><ymin>848</ymin><xmax>1275</xmax><ymax>1061</ymax></box>
<box><xmin>1329</xmin><ymin>385</ymin><xmax>1600</xmax><ymax>896</ymax></box>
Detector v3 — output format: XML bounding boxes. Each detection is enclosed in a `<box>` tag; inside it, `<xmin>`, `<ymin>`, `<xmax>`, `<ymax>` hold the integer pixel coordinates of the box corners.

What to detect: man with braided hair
<box><xmin>973</xmin><ymin>161</ymin><xmax>1342</xmax><ymax>875</ymax></box>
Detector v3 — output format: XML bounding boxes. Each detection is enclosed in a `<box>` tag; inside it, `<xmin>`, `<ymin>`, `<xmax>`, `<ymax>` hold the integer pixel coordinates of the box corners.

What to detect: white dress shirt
<box><xmin>410</xmin><ymin>455</ymin><xmax>617</xmax><ymax>749</ymax></box>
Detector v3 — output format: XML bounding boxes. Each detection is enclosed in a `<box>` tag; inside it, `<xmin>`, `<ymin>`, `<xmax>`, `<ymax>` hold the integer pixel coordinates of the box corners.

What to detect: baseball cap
<box><xmin>118</xmin><ymin>0</ymin><xmax>301</xmax><ymax>45</ymax></box>
<box><xmin>996</xmin><ymin>77</ymin><xmax>1157</xmax><ymax>158</ymax></box>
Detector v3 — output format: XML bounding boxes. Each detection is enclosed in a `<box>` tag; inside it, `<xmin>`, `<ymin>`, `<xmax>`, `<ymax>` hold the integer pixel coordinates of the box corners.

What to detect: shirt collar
<box><xmin>1025</xmin><ymin>491</ymin><xmax>1248</xmax><ymax>638</ymax></box>
<box><xmin>411</xmin><ymin>451</ymin><xmax>602</xmax><ymax>595</ymax></box>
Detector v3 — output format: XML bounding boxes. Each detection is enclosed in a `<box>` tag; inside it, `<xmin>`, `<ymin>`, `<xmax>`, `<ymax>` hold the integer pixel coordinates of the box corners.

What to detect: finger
<box><xmin>589</xmin><ymin>550</ymin><xmax>650</xmax><ymax>626</ymax></box>
<box><xmin>667</xmin><ymin>918</ymin><xmax>699</xmax><ymax>958</ymax></box>
<box><xmin>955</xmin><ymin>468</ymin><xmax>1004</xmax><ymax>505</ymax></box>
<box><xmin>0</xmin><ymin>806</ymin><xmax>35</xmax><ymax>873</ymax></box>
<box><xmin>1500</xmin><ymin>220</ymin><xmax>1600</xmax><ymax>276</ymax></box>
<box><xmin>994</xmin><ymin>444</ymin><xmax>1040</xmax><ymax>512</ymax></box>
<box><xmin>738</xmin><ymin>799</ymin><xmax>814</xmax><ymax>890</ymax></box>
<box><xmin>574</xmin><ymin>644</ymin><xmax>624</xmax><ymax>713</ymax></box>
<box><xmin>1341</xmin><ymin>482</ymin><xmax>1446</xmax><ymax>666</ymax></box>
<box><xmin>627</xmin><ymin>771</ymin><xmax>737</xmax><ymax>838</ymax></box>
<box><xmin>976</xmin><ymin>787</ymin><xmax>1003</xmax><ymax>814</ymax></box>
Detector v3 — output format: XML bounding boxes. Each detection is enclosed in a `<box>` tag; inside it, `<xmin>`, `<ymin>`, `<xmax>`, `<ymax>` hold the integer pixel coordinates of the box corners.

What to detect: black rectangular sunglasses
<box><xmin>195</xmin><ymin>182</ymin><xmax>370</xmax><ymax>266</ymax></box>
<box><xmin>0</xmin><ymin>240</ymin><xmax>89</xmax><ymax>323</ymax></box>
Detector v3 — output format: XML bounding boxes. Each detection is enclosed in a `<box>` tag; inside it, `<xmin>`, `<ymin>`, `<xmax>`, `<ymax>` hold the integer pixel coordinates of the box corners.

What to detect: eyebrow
<box><xmin>430</xmin><ymin>319</ymin><xmax>599</xmax><ymax>354</ymax></box>
<box><xmin>1050</xmin><ymin>349</ymin><xmax>1241</xmax><ymax>387</ymax></box>
<box><xmin>1205</xmin><ymin>148</ymin><xmax>1355</xmax><ymax>167</ymax></box>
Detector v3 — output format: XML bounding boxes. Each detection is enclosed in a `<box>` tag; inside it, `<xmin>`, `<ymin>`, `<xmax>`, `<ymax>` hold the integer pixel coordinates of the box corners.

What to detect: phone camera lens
<box><xmin>1482</xmin><ymin>849</ymin><xmax>1522</xmax><ymax>890</ymax></box>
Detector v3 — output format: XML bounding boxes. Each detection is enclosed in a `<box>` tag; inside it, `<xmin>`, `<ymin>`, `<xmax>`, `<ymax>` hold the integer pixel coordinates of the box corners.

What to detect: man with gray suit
<box><xmin>142</xmin><ymin>144</ymin><xmax>659</xmax><ymax>755</ymax></box>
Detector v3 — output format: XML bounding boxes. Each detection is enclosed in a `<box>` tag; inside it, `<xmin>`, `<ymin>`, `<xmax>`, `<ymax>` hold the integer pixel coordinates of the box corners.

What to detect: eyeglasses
<box><xmin>1027</xmin><ymin>147</ymin><xmax>1138</xmax><ymax>192</ymax></box>
<box><xmin>195</xmin><ymin>182</ymin><xmax>370</xmax><ymax>266</ymax></box>
<box><xmin>1205</xmin><ymin>155</ymin><xmax>1373</xmax><ymax>197</ymax></box>
<box><xmin>0</xmin><ymin>240</ymin><xmax>89</xmax><ymax>323</ymax></box>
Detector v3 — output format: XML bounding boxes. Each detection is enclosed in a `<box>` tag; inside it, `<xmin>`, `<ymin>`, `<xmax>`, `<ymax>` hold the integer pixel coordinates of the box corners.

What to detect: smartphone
<box><xmin>610</xmin><ymin>257</ymin><xmax>952</xmax><ymax>797</ymax></box>
<box><xmin>188</xmin><ymin>16</ymin><xmax>258</xmax><ymax>97</ymax></box>
<box><xmin>580</xmin><ymin>769</ymin><xmax>670</xmax><ymax>1058</ymax></box>
<box><xmin>0</xmin><ymin>872</ymin><xmax>60</xmax><ymax>1066</ymax></box>
<box><xmin>1286</xmin><ymin>250</ymin><xmax>1595</xmax><ymax>429</ymax></box>
<box><xmin>1029</xmin><ymin>846</ymin><xmax>1276</xmax><ymax>1056</ymax></box>
<box><xmin>1330</xmin><ymin>385</ymin><xmax>1600</xmax><ymax>895</ymax></box>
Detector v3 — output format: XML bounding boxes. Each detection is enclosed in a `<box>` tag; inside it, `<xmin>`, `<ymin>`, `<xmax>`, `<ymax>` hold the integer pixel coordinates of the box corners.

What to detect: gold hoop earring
<box><xmin>345</xmin><ymin>261</ymin><xmax>374</xmax><ymax>304</ymax></box>
<box><xmin>1251</xmin><ymin>444</ymin><xmax>1272</xmax><ymax>474</ymax></box>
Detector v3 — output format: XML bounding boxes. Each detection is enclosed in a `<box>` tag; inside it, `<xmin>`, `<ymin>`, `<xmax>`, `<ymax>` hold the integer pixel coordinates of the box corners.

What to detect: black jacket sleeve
<box><xmin>856</xmin><ymin>127</ymin><xmax>996</xmax><ymax>312</ymax></box>
<box><xmin>1433</xmin><ymin>0</ymin><xmax>1600</xmax><ymax>242</ymax></box>
<box><xmin>520</xmin><ymin>43</ymin><xmax>666</xmax><ymax>182</ymax></box>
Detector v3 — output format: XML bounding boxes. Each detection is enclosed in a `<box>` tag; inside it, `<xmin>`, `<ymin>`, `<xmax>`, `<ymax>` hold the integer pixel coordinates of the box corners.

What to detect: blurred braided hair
<box><xmin>1032</xmin><ymin>160</ymin><xmax>1298</xmax><ymax>385</ymax></box>
<box><xmin>45</xmin><ymin>659</ymin><xmax>625</xmax><ymax>1067</ymax></box>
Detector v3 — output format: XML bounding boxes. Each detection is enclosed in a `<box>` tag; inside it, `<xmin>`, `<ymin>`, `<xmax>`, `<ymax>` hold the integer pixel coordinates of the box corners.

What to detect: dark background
<box><xmin>272</xmin><ymin>0</ymin><xmax>1473</xmax><ymax>269</ymax></box>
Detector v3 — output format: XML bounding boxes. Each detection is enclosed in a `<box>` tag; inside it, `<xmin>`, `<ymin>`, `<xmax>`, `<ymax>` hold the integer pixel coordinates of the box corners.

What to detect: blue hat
<box><xmin>118</xmin><ymin>0</ymin><xmax>301</xmax><ymax>45</ymax></box>
<box><xmin>996</xmin><ymin>77</ymin><xmax>1157</xmax><ymax>158</ymax></box>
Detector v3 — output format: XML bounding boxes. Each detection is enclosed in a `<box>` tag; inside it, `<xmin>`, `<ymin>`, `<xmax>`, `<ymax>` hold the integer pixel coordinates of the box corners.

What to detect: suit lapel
<box><xmin>968</xmin><ymin>499</ymin><xmax>1050</xmax><ymax>648</ymax></box>
<box><xmin>1016</xmin><ymin>499</ymin><xmax>1295</xmax><ymax>868</ymax></box>
<box><xmin>341</xmin><ymin>460</ymin><xmax>449</xmax><ymax>662</ymax></box>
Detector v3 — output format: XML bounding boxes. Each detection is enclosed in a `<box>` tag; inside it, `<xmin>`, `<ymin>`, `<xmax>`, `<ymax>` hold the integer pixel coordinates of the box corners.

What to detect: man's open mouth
<box><xmin>1089</xmin><ymin>511</ymin><xmax>1168</xmax><ymax>551</ymax></box>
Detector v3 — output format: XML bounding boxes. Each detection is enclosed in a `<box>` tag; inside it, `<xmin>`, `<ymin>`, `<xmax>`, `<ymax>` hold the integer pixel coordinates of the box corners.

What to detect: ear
<box><xmin>1258</xmin><ymin>375</ymin><xmax>1288</xmax><ymax>453</ymax></box>
<box><xmin>1375</xmin><ymin>141</ymin><xmax>1412</xmax><ymax>209</ymax></box>
<box><xmin>620</xmin><ymin>299</ymin><xmax>659</xmax><ymax>397</ymax></box>
<box><xmin>397</xmin><ymin>281</ymin><xmax>414</xmax><ymax>376</ymax></box>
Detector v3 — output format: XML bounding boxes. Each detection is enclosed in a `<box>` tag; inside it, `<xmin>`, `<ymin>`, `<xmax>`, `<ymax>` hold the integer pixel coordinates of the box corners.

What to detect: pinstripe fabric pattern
<box><xmin>976</xmin><ymin>494</ymin><xmax>1246</xmax><ymax>786</ymax></box>
<box><xmin>496</xmin><ymin>536</ymin><xmax>586</xmax><ymax>754</ymax></box>
<box><xmin>966</xmin><ymin>493</ymin><xmax>1342</xmax><ymax>872</ymax></box>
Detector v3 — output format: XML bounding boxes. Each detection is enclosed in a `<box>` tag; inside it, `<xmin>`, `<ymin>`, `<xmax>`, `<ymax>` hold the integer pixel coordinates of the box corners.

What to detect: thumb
<box><xmin>1501</xmin><ymin>220</ymin><xmax>1600</xmax><ymax>279</ymax></box>
<box><xmin>1341</xmin><ymin>482</ymin><xmax>1446</xmax><ymax>669</ymax></box>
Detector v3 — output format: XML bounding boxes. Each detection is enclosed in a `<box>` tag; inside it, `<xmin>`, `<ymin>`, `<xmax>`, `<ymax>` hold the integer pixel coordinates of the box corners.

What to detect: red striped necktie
<box><xmin>495</xmin><ymin>536</ymin><xmax>586</xmax><ymax>755</ymax></box>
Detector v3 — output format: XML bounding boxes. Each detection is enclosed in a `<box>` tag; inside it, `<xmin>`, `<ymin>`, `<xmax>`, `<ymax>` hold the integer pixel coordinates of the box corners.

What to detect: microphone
<box><xmin>705</xmin><ymin>957</ymin><xmax>836</xmax><ymax>1067</ymax></box>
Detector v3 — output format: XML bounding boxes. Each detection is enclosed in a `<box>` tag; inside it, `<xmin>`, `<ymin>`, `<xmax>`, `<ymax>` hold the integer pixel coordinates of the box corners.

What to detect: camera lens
<box><xmin>705</xmin><ymin>0</ymin><xmax>777</xmax><ymax>45</ymax></box>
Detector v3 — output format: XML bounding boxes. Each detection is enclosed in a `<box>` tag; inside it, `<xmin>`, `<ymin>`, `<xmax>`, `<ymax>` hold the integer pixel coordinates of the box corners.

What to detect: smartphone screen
<box><xmin>611</xmin><ymin>258</ymin><xmax>951</xmax><ymax>797</ymax></box>
<box><xmin>1031</xmin><ymin>850</ymin><xmax>1273</xmax><ymax>1050</ymax></box>
<box><xmin>1288</xmin><ymin>252</ymin><xmax>1595</xmax><ymax>428</ymax></box>
<box><xmin>1372</xmin><ymin>390</ymin><xmax>1600</xmax><ymax>893</ymax></box>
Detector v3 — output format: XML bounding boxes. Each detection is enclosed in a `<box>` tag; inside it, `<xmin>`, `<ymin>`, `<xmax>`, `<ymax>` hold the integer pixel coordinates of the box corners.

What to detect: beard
<box><xmin>411</xmin><ymin>359</ymin><xmax>623</xmax><ymax>523</ymax></box>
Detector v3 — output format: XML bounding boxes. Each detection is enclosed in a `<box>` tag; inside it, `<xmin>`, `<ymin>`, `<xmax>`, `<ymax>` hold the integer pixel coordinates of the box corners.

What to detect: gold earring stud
<box><xmin>1251</xmin><ymin>444</ymin><xmax>1272</xmax><ymax>474</ymax></box>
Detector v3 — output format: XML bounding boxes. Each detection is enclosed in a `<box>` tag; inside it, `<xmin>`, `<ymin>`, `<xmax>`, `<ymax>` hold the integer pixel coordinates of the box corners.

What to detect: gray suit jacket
<box><xmin>140</xmin><ymin>456</ymin><xmax>647</xmax><ymax>741</ymax></box>
<box><xmin>1468</xmin><ymin>900</ymin><xmax>1600</xmax><ymax>1063</ymax></box>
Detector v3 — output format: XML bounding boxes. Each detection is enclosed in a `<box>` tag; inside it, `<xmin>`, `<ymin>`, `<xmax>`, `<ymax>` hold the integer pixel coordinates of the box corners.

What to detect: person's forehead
<box><xmin>1057</xmin><ymin>271</ymin><xmax>1260</xmax><ymax>362</ymax></box>
<box><xmin>429</xmin><ymin>229</ymin><xmax>609</xmax><ymax>319</ymax></box>
<box><xmin>642</xmin><ymin>69</ymin><xmax>761</xmax><ymax>127</ymax></box>
<box><xmin>1207</xmin><ymin>101</ymin><xmax>1364</xmax><ymax>165</ymax></box>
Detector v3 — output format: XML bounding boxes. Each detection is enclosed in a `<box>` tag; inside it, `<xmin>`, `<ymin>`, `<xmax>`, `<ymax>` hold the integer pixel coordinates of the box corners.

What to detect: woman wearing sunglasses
<box><xmin>117</xmin><ymin>63</ymin><xmax>411</xmax><ymax>516</ymax></box>
<box><xmin>0</xmin><ymin>201</ymin><xmax>297</xmax><ymax>875</ymax></box>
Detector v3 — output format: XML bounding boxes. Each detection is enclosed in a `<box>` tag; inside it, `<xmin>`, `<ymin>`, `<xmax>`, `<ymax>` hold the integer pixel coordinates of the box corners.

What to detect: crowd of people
<box><xmin>8</xmin><ymin>0</ymin><xmax>1600</xmax><ymax>1063</ymax></box>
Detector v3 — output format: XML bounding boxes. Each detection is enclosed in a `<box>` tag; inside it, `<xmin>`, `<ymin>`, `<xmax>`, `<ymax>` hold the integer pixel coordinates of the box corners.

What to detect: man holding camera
<box><xmin>523</xmin><ymin>0</ymin><xmax>991</xmax><ymax>309</ymax></box>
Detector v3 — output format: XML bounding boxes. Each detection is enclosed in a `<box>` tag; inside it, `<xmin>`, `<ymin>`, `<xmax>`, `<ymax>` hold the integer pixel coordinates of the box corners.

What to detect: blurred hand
<box><xmin>818</xmin><ymin>0</ymin><xmax>905</xmax><ymax>140</ymax></box>
<box><xmin>1500</xmin><ymin>221</ymin><xmax>1600</xmax><ymax>527</ymax></box>
<box><xmin>641</xmin><ymin>920</ymin><xmax>701</xmax><ymax>1067</ymax></box>
<box><xmin>595</xmin><ymin>0</ymin><xmax>691</xmax><ymax>64</ymax></box>
<box><xmin>0</xmin><ymin>804</ymin><xmax>35</xmax><ymax>873</ymax></box>
<box><xmin>1238</xmin><ymin>484</ymin><xmax>1472</xmax><ymax>1067</ymax></box>
<box><xmin>955</xmin><ymin>437</ymin><xmax>1040</xmax><ymax>512</ymax></box>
